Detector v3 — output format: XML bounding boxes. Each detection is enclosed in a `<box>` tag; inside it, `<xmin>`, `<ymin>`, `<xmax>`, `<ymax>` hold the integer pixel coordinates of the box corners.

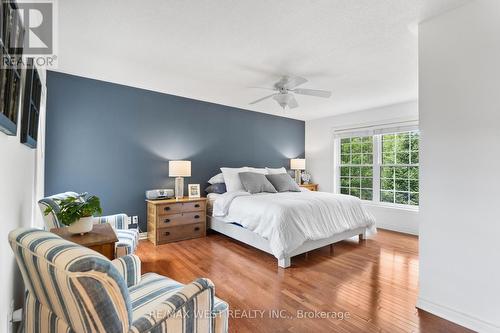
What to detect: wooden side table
<box><xmin>300</xmin><ymin>183</ymin><xmax>319</xmax><ymax>191</ymax></box>
<box><xmin>51</xmin><ymin>223</ymin><xmax>118</xmax><ymax>260</ymax></box>
<box><xmin>147</xmin><ymin>197</ymin><xmax>207</xmax><ymax>245</ymax></box>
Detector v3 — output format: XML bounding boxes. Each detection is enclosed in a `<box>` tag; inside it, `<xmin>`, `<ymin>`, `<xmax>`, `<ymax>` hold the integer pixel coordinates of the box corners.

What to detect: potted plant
<box><xmin>44</xmin><ymin>193</ymin><xmax>103</xmax><ymax>235</ymax></box>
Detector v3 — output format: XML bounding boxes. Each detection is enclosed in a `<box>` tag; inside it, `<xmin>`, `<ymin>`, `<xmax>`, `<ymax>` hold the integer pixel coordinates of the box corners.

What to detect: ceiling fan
<box><xmin>249</xmin><ymin>76</ymin><xmax>332</xmax><ymax>109</ymax></box>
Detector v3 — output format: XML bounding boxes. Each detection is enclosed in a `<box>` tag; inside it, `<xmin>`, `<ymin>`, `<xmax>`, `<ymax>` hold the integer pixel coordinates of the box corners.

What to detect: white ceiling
<box><xmin>55</xmin><ymin>0</ymin><xmax>470</xmax><ymax>120</ymax></box>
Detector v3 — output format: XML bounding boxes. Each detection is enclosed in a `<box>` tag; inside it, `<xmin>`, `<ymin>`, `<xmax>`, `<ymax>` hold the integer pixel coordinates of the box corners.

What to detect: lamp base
<box><xmin>174</xmin><ymin>177</ymin><xmax>184</xmax><ymax>200</ymax></box>
<box><xmin>294</xmin><ymin>170</ymin><xmax>302</xmax><ymax>184</ymax></box>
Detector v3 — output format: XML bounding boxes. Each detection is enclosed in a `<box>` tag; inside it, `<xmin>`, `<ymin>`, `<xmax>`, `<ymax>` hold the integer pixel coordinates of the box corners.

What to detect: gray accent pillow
<box><xmin>204</xmin><ymin>183</ymin><xmax>227</xmax><ymax>194</ymax></box>
<box><xmin>238</xmin><ymin>172</ymin><xmax>277</xmax><ymax>194</ymax></box>
<box><xmin>265</xmin><ymin>173</ymin><xmax>301</xmax><ymax>192</ymax></box>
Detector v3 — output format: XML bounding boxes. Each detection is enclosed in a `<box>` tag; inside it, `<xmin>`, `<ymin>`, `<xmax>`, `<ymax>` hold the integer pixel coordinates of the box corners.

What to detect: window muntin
<box><xmin>339</xmin><ymin>136</ymin><xmax>373</xmax><ymax>200</ymax></box>
<box><xmin>337</xmin><ymin>130</ymin><xmax>419</xmax><ymax>207</ymax></box>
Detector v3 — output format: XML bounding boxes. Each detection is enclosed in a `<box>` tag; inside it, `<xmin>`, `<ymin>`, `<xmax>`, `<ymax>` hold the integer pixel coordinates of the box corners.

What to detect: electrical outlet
<box><xmin>132</xmin><ymin>216</ymin><xmax>138</xmax><ymax>225</ymax></box>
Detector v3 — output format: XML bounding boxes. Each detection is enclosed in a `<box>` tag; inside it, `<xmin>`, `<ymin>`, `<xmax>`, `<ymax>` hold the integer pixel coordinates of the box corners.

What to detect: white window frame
<box><xmin>333</xmin><ymin>121</ymin><xmax>419</xmax><ymax>211</ymax></box>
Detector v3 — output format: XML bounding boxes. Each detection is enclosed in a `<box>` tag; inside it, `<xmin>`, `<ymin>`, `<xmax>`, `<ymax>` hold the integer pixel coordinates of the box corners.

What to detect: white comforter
<box><xmin>213</xmin><ymin>190</ymin><xmax>376</xmax><ymax>259</ymax></box>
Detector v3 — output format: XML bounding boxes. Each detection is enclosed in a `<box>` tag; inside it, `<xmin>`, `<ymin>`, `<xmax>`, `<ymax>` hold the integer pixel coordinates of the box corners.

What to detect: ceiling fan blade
<box><xmin>247</xmin><ymin>86</ymin><xmax>276</xmax><ymax>91</ymax></box>
<box><xmin>249</xmin><ymin>93</ymin><xmax>276</xmax><ymax>105</ymax></box>
<box><xmin>292</xmin><ymin>88</ymin><xmax>332</xmax><ymax>98</ymax></box>
<box><xmin>287</xmin><ymin>95</ymin><xmax>299</xmax><ymax>109</ymax></box>
<box><xmin>276</xmin><ymin>76</ymin><xmax>308</xmax><ymax>90</ymax></box>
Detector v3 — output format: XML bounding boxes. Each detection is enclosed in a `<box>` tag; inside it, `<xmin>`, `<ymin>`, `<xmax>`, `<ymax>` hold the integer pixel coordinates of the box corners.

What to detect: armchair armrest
<box><xmin>130</xmin><ymin>278</ymin><xmax>215</xmax><ymax>333</ymax></box>
<box><xmin>98</xmin><ymin>213</ymin><xmax>129</xmax><ymax>230</ymax></box>
<box><xmin>112</xmin><ymin>254</ymin><xmax>141</xmax><ymax>287</ymax></box>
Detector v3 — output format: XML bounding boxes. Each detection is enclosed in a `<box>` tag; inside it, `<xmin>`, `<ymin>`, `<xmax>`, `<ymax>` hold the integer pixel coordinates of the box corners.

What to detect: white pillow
<box><xmin>208</xmin><ymin>173</ymin><xmax>225</xmax><ymax>184</ymax></box>
<box><xmin>220</xmin><ymin>167</ymin><xmax>250</xmax><ymax>192</ymax></box>
<box><xmin>247</xmin><ymin>167</ymin><xmax>268</xmax><ymax>174</ymax></box>
<box><xmin>266</xmin><ymin>167</ymin><xmax>287</xmax><ymax>175</ymax></box>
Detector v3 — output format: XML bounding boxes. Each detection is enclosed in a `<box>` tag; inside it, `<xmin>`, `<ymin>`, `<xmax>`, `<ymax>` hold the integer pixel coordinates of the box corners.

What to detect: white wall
<box><xmin>0</xmin><ymin>69</ymin><xmax>46</xmax><ymax>332</ymax></box>
<box><xmin>305</xmin><ymin>101</ymin><xmax>419</xmax><ymax>235</ymax></box>
<box><xmin>418</xmin><ymin>1</ymin><xmax>500</xmax><ymax>332</ymax></box>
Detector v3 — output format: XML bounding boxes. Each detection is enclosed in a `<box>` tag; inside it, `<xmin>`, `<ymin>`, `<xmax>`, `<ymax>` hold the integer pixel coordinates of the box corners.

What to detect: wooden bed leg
<box><xmin>278</xmin><ymin>257</ymin><xmax>291</xmax><ymax>268</ymax></box>
<box><xmin>329</xmin><ymin>244</ymin><xmax>334</xmax><ymax>255</ymax></box>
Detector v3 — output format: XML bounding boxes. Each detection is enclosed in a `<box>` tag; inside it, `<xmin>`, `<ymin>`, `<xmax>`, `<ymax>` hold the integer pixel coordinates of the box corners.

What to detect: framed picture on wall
<box><xmin>9</xmin><ymin>2</ymin><xmax>24</xmax><ymax>55</ymax></box>
<box><xmin>0</xmin><ymin>66</ymin><xmax>22</xmax><ymax>135</ymax></box>
<box><xmin>21</xmin><ymin>59</ymin><xmax>42</xmax><ymax>148</ymax></box>
<box><xmin>2</xmin><ymin>1</ymin><xmax>14</xmax><ymax>50</ymax></box>
<box><xmin>188</xmin><ymin>184</ymin><xmax>201</xmax><ymax>199</ymax></box>
<box><xmin>0</xmin><ymin>1</ymin><xmax>24</xmax><ymax>136</ymax></box>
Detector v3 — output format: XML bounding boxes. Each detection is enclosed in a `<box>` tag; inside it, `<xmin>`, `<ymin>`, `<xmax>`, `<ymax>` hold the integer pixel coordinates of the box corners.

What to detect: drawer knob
<box><xmin>164</xmin><ymin>219</ymin><xmax>170</xmax><ymax>223</ymax></box>
<box><xmin>194</xmin><ymin>227</ymin><xmax>200</xmax><ymax>231</ymax></box>
<box><xmin>164</xmin><ymin>231</ymin><xmax>170</xmax><ymax>236</ymax></box>
<box><xmin>194</xmin><ymin>204</ymin><xmax>200</xmax><ymax>208</ymax></box>
<box><xmin>164</xmin><ymin>207</ymin><xmax>171</xmax><ymax>211</ymax></box>
<box><xmin>194</xmin><ymin>215</ymin><xmax>200</xmax><ymax>219</ymax></box>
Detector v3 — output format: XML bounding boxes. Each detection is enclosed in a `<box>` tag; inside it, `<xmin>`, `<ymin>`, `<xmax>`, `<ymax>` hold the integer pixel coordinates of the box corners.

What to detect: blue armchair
<box><xmin>38</xmin><ymin>192</ymin><xmax>139</xmax><ymax>257</ymax></box>
<box><xmin>8</xmin><ymin>228</ymin><xmax>229</xmax><ymax>333</ymax></box>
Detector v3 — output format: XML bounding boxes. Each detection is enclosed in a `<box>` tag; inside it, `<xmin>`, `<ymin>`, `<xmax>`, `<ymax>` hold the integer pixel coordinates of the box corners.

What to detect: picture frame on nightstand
<box><xmin>188</xmin><ymin>184</ymin><xmax>200</xmax><ymax>198</ymax></box>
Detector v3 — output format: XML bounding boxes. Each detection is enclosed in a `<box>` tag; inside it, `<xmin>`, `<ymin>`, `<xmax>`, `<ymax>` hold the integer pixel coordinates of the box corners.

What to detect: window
<box><xmin>380</xmin><ymin>132</ymin><xmax>419</xmax><ymax>205</ymax></box>
<box><xmin>339</xmin><ymin>136</ymin><xmax>374</xmax><ymax>200</ymax></box>
<box><xmin>336</xmin><ymin>128</ymin><xmax>419</xmax><ymax>207</ymax></box>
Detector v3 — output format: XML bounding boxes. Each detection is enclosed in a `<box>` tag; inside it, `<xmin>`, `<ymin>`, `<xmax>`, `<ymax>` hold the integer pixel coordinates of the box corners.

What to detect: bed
<box><xmin>207</xmin><ymin>189</ymin><xmax>376</xmax><ymax>268</ymax></box>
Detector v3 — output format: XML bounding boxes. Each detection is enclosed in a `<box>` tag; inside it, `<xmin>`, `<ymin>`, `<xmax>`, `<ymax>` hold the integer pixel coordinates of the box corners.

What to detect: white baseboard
<box><xmin>377</xmin><ymin>224</ymin><xmax>418</xmax><ymax>236</ymax></box>
<box><xmin>139</xmin><ymin>232</ymin><xmax>148</xmax><ymax>240</ymax></box>
<box><xmin>417</xmin><ymin>297</ymin><xmax>500</xmax><ymax>333</ymax></box>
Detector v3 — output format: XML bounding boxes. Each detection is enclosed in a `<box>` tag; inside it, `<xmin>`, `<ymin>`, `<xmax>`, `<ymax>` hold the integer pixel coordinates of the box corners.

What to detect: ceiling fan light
<box><xmin>273</xmin><ymin>93</ymin><xmax>293</xmax><ymax>109</ymax></box>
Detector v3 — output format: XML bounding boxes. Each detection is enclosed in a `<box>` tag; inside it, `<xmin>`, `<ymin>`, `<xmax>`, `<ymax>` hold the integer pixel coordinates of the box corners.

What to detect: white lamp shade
<box><xmin>290</xmin><ymin>158</ymin><xmax>306</xmax><ymax>170</ymax></box>
<box><xmin>169</xmin><ymin>160</ymin><xmax>191</xmax><ymax>177</ymax></box>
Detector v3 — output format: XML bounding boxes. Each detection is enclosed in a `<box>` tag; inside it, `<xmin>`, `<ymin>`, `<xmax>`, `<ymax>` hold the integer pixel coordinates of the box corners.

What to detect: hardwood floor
<box><xmin>136</xmin><ymin>230</ymin><xmax>473</xmax><ymax>333</ymax></box>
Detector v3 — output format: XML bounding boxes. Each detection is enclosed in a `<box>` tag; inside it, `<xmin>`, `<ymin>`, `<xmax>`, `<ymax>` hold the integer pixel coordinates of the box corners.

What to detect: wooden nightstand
<box><xmin>51</xmin><ymin>223</ymin><xmax>118</xmax><ymax>260</ymax></box>
<box><xmin>300</xmin><ymin>183</ymin><xmax>319</xmax><ymax>191</ymax></box>
<box><xmin>147</xmin><ymin>197</ymin><xmax>207</xmax><ymax>245</ymax></box>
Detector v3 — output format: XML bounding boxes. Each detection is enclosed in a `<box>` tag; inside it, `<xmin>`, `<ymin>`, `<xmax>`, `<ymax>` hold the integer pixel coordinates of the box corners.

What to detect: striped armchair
<box><xmin>38</xmin><ymin>192</ymin><xmax>139</xmax><ymax>257</ymax></box>
<box><xmin>9</xmin><ymin>228</ymin><xmax>229</xmax><ymax>333</ymax></box>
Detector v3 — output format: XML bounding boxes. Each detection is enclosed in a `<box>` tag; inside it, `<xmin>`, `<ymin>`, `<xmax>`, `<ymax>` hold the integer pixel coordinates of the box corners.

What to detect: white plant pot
<box><xmin>67</xmin><ymin>216</ymin><xmax>94</xmax><ymax>235</ymax></box>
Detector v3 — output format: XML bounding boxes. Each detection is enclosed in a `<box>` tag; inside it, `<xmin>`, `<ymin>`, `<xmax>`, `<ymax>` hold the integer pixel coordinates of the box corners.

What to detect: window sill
<box><xmin>361</xmin><ymin>201</ymin><xmax>419</xmax><ymax>212</ymax></box>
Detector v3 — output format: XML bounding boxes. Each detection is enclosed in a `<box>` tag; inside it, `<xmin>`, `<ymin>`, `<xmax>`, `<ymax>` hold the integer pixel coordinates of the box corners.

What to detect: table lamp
<box><xmin>290</xmin><ymin>158</ymin><xmax>306</xmax><ymax>184</ymax></box>
<box><xmin>169</xmin><ymin>160</ymin><xmax>191</xmax><ymax>200</ymax></box>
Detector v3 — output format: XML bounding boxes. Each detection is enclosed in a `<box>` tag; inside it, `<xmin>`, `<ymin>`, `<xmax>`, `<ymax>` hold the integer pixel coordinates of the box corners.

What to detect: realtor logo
<box><xmin>15</xmin><ymin>1</ymin><xmax>53</xmax><ymax>54</ymax></box>
<box><xmin>2</xmin><ymin>1</ymin><xmax>57</xmax><ymax>68</ymax></box>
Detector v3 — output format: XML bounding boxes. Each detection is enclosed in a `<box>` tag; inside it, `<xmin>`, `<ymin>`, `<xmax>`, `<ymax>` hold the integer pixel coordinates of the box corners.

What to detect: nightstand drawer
<box><xmin>182</xmin><ymin>201</ymin><xmax>206</xmax><ymax>212</ymax></box>
<box><xmin>157</xmin><ymin>203</ymin><xmax>182</xmax><ymax>215</ymax></box>
<box><xmin>158</xmin><ymin>212</ymin><xmax>206</xmax><ymax>228</ymax></box>
<box><xmin>157</xmin><ymin>201</ymin><xmax>206</xmax><ymax>216</ymax></box>
<box><xmin>300</xmin><ymin>184</ymin><xmax>318</xmax><ymax>191</ymax></box>
<box><xmin>157</xmin><ymin>223</ymin><xmax>204</xmax><ymax>243</ymax></box>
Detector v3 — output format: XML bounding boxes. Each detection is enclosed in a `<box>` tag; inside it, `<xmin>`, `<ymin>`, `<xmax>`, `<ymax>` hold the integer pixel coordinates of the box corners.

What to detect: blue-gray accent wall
<box><xmin>45</xmin><ymin>71</ymin><xmax>305</xmax><ymax>231</ymax></box>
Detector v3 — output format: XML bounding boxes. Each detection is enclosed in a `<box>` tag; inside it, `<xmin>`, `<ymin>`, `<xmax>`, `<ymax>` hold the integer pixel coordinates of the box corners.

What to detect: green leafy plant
<box><xmin>44</xmin><ymin>193</ymin><xmax>103</xmax><ymax>226</ymax></box>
